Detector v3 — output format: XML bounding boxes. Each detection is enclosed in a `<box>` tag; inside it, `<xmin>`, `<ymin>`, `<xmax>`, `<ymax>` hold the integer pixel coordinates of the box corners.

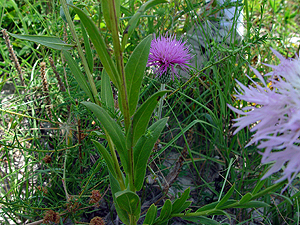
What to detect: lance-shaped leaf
<box><xmin>81</xmin><ymin>23</ymin><xmax>93</xmax><ymax>73</ymax></box>
<box><xmin>215</xmin><ymin>184</ymin><xmax>235</xmax><ymax>209</ymax></box>
<box><xmin>143</xmin><ymin>204</ymin><xmax>157</xmax><ymax>225</ymax></box>
<box><xmin>109</xmin><ymin>173</ymin><xmax>130</xmax><ymax>225</ymax></box>
<box><xmin>251</xmin><ymin>179</ymin><xmax>266</xmax><ymax>195</ymax></box>
<box><xmin>250</xmin><ymin>180</ymin><xmax>285</xmax><ymax>200</ymax></box>
<box><xmin>125</xmin><ymin>34</ymin><xmax>152</xmax><ymax>116</ymax></box>
<box><xmin>92</xmin><ymin>140</ymin><xmax>117</xmax><ymax>179</ymax></box>
<box><xmin>232</xmin><ymin>201</ymin><xmax>270</xmax><ymax>209</ymax></box>
<box><xmin>121</xmin><ymin>0</ymin><xmax>167</xmax><ymax>50</ymax></box>
<box><xmin>171</xmin><ymin>188</ymin><xmax>191</xmax><ymax>214</ymax></box>
<box><xmin>155</xmin><ymin>199</ymin><xmax>172</xmax><ymax>222</ymax></box>
<box><xmin>101</xmin><ymin>69</ymin><xmax>114</xmax><ymax>112</ymax></box>
<box><xmin>9</xmin><ymin>33</ymin><xmax>75</xmax><ymax>50</ymax></box>
<box><xmin>115</xmin><ymin>190</ymin><xmax>141</xmax><ymax>217</ymax></box>
<box><xmin>63</xmin><ymin>50</ymin><xmax>95</xmax><ymax>102</ymax></box>
<box><xmin>70</xmin><ymin>5</ymin><xmax>120</xmax><ymax>88</ymax></box>
<box><xmin>197</xmin><ymin>200</ymin><xmax>237</xmax><ymax>212</ymax></box>
<box><xmin>238</xmin><ymin>193</ymin><xmax>252</xmax><ymax>204</ymax></box>
<box><xmin>128</xmin><ymin>90</ymin><xmax>169</xmax><ymax>148</ymax></box>
<box><xmin>81</xmin><ymin>102</ymin><xmax>129</xmax><ymax>173</ymax></box>
<box><xmin>134</xmin><ymin>117</ymin><xmax>168</xmax><ymax>191</ymax></box>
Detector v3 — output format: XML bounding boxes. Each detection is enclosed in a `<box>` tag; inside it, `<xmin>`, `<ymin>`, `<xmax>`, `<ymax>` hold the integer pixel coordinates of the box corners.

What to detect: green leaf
<box><xmin>100</xmin><ymin>69</ymin><xmax>114</xmax><ymax>111</ymax></box>
<box><xmin>81</xmin><ymin>23</ymin><xmax>93</xmax><ymax>73</ymax></box>
<box><xmin>71</xmin><ymin>5</ymin><xmax>120</xmax><ymax>88</ymax></box>
<box><xmin>154</xmin><ymin>221</ymin><xmax>168</xmax><ymax>225</ymax></box>
<box><xmin>183</xmin><ymin>216</ymin><xmax>221</xmax><ymax>225</ymax></box>
<box><xmin>125</xmin><ymin>35</ymin><xmax>152</xmax><ymax>116</ymax></box>
<box><xmin>109</xmin><ymin>173</ymin><xmax>130</xmax><ymax>225</ymax></box>
<box><xmin>239</xmin><ymin>193</ymin><xmax>252</xmax><ymax>204</ymax></box>
<box><xmin>233</xmin><ymin>200</ymin><xmax>270</xmax><ymax>209</ymax></box>
<box><xmin>191</xmin><ymin>208</ymin><xmax>231</xmax><ymax>223</ymax></box>
<box><xmin>155</xmin><ymin>199</ymin><xmax>172</xmax><ymax>222</ymax></box>
<box><xmin>81</xmin><ymin>102</ymin><xmax>129</xmax><ymax>173</ymax></box>
<box><xmin>115</xmin><ymin>190</ymin><xmax>141</xmax><ymax>216</ymax></box>
<box><xmin>143</xmin><ymin>204</ymin><xmax>157</xmax><ymax>225</ymax></box>
<box><xmin>196</xmin><ymin>200</ymin><xmax>237</xmax><ymax>212</ymax></box>
<box><xmin>251</xmin><ymin>179</ymin><xmax>266</xmax><ymax>195</ymax></box>
<box><xmin>9</xmin><ymin>33</ymin><xmax>75</xmax><ymax>50</ymax></box>
<box><xmin>92</xmin><ymin>140</ymin><xmax>117</xmax><ymax>179</ymax></box>
<box><xmin>129</xmin><ymin>90</ymin><xmax>169</xmax><ymax>147</ymax></box>
<box><xmin>172</xmin><ymin>188</ymin><xmax>191</xmax><ymax>214</ymax></box>
<box><xmin>216</xmin><ymin>184</ymin><xmax>235</xmax><ymax>209</ymax></box>
<box><xmin>63</xmin><ymin>50</ymin><xmax>95</xmax><ymax>102</ymax></box>
<box><xmin>121</xmin><ymin>0</ymin><xmax>167</xmax><ymax>50</ymax></box>
<box><xmin>174</xmin><ymin>201</ymin><xmax>192</xmax><ymax>214</ymax></box>
<box><xmin>250</xmin><ymin>180</ymin><xmax>286</xmax><ymax>200</ymax></box>
<box><xmin>133</xmin><ymin>118</ymin><xmax>168</xmax><ymax>191</ymax></box>
<box><xmin>101</xmin><ymin>0</ymin><xmax>120</xmax><ymax>31</ymax></box>
<box><xmin>270</xmin><ymin>192</ymin><xmax>293</xmax><ymax>205</ymax></box>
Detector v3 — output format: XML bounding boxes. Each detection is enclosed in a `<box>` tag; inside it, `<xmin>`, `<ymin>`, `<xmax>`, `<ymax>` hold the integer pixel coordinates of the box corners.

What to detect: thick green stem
<box><xmin>61</xmin><ymin>0</ymin><xmax>100</xmax><ymax>105</ymax></box>
<box><xmin>108</xmin><ymin>0</ymin><xmax>130</xmax><ymax>131</ymax></box>
<box><xmin>108</xmin><ymin>0</ymin><xmax>134</xmax><ymax>192</ymax></box>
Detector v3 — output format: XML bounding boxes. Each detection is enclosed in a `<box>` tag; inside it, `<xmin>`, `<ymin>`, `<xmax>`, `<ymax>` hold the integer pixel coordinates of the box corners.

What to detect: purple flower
<box><xmin>228</xmin><ymin>48</ymin><xmax>300</xmax><ymax>191</ymax></box>
<box><xmin>147</xmin><ymin>34</ymin><xmax>192</xmax><ymax>80</ymax></box>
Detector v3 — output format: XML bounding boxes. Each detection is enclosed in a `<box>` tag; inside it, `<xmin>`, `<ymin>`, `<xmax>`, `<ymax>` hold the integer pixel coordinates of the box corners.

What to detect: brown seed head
<box><xmin>90</xmin><ymin>216</ymin><xmax>105</xmax><ymax>225</ymax></box>
<box><xmin>1</xmin><ymin>29</ymin><xmax>24</xmax><ymax>86</ymax></box>
<box><xmin>43</xmin><ymin>210</ymin><xmax>60</xmax><ymax>224</ymax></box>
<box><xmin>43</xmin><ymin>155</ymin><xmax>52</xmax><ymax>164</ymax></box>
<box><xmin>89</xmin><ymin>189</ymin><xmax>101</xmax><ymax>204</ymax></box>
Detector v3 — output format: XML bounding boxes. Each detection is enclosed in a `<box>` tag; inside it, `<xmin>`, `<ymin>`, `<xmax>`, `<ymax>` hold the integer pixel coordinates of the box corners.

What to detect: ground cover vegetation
<box><xmin>0</xmin><ymin>0</ymin><xmax>299</xmax><ymax>224</ymax></box>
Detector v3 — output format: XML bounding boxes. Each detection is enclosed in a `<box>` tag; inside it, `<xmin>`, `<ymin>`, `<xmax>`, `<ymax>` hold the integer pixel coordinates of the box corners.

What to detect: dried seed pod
<box><xmin>90</xmin><ymin>216</ymin><xmax>105</xmax><ymax>225</ymax></box>
<box><xmin>49</xmin><ymin>56</ymin><xmax>66</xmax><ymax>92</ymax></box>
<box><xmin>1</xmin><ymin>29</ymin><xmax>25</xmax><ymax>86</ymax></box>
<box><xmin>89</xmin><ymin>189</ymin><xmax>102</xmax><ymax>205</ymax></box>
<box><xmin>43</xmin><ymin>210</ymin><xmax>60</xmax><ymax>224</ymax></box>
<box><xmin>40</xmin><ymin>62</ymin><xmax>52</xmax><ymax>120</ymax></box>
<box><xmin>42</xmin><ymin>155</ymin><xmax>52</xmax><ymax>164</ymax></box>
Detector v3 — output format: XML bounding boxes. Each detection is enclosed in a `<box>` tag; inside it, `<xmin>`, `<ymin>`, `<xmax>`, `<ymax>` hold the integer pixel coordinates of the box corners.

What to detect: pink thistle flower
<box><xmin>228</xmin><ymin>48</ymin><xmax>300</xmax><ymax>191</ymax></box>
<box><xmin>147</xmin><ymin>34</ymin><xmax>192</xmax><ymax>81</ymax></box>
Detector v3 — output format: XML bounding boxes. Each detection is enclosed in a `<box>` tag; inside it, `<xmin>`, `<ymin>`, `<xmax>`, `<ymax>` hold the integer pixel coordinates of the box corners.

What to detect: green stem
<box><xmin>108</xmin><ymin>0</ymin><xmax>131</xmax><ymax>131</ymax></box>
<box><xmin>108</xmin><ymin>0</ymin><xmax>134</xmax><ymax>192</ymax></box>
<box><xmin>107</xmin><ymin>133</ymin><xmax>126</xmax><ymax>190</ymax></box>
<box><xmin>128</xmin><ymin>146</ymin><xmax>135</xmax><ymax>192</ymax></box>
<box><xmin>158</xmin><ymin>83</ymin><xmax>166</xmax><ymax>120</ymax></box>
<box><xmin>61</xmin><ymin>0</ymin><xmax>100</xmax><ymax>105</ymax></box>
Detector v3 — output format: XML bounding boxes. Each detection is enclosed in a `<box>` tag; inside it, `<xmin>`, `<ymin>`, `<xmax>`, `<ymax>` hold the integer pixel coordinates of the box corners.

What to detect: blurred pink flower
<box><xmin>228</xmin><ymin>48</ymin><xmax>300</xmax><ymax>191</ymax></box>
<box><xmin>147</xmin><ymin>34</ymin><xmax>192</xmax><ymax>80</ymax></box>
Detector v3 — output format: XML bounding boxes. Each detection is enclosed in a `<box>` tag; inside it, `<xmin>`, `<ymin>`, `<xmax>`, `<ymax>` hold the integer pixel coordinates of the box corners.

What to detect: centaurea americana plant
<box><xmin>147</xmin><ymin>34</ymin><xmax>192</xmax><ymax>119</ymax></box>
<box><xmin>228</xmin><ymin>48</ymin><xmax>300</xmax><ymax>191</ymax></box>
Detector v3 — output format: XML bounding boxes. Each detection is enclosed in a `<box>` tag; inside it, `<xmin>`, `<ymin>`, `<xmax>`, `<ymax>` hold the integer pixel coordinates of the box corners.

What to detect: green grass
<box><xmin>0</xmin><ymin>0</ymin><xmax>299</xmax><ymax>224</ymax></box>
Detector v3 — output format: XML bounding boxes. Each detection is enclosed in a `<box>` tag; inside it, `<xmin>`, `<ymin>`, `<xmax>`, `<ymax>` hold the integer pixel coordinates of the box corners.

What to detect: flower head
<box><xmin>228</xmin><ymin>48</ymin><xmax>300</xmax><ymax>191</ymax></box>
<box><xmin>147</xmin><ymin>34</ymin><xmax>192</xmax><ymax>82</ymax></box>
